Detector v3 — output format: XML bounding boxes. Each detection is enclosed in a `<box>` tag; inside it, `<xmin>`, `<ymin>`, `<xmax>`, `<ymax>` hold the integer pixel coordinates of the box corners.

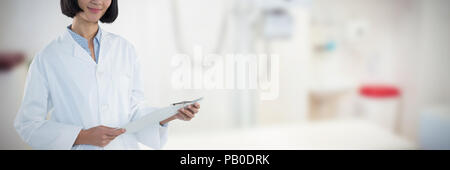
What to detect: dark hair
<box><xmin>60</xmin><ymin>0</ymin><xmax>118</xmax><ymax>23</ymax></box>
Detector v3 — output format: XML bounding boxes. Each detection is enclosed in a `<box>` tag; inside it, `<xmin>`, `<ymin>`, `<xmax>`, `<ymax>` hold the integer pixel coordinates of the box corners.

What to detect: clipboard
<box><xmin>122</xmin><ymin>97</ymin><xmax>203</xmax><ymax>134</ymax></box>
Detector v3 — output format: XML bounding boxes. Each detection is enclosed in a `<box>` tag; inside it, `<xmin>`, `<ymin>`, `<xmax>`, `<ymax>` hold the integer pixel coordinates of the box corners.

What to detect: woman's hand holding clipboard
<box><xmin>122</xmin><ymin>97</ymin><xmax>203</xmax><ymax>134</ymax></box>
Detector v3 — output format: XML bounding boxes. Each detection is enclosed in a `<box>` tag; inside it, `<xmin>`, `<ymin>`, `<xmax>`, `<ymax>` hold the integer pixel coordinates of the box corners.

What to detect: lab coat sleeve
<box><xmin>128</xmin><ymin>45</ymin><xmax>168</xmax><ymax>150</ymax></box>
<box><xmin>14</xmin><ymin>55</ymin><xmax>82</xmax><ymax>150</ymax></box>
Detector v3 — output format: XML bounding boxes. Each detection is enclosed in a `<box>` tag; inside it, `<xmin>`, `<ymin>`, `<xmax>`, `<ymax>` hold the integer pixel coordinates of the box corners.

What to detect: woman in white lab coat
<box><xmin>14</xmin><ymin>0</ymin><xmax>200</xmax><ymax>150</ymax></box>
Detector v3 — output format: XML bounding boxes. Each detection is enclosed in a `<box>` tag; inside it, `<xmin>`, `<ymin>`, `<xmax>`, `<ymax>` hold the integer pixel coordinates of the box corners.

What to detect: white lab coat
<box><xmin>14</xmin><ymin>28</ymin><xmax>168</xmax><ymax>150</ymax></box>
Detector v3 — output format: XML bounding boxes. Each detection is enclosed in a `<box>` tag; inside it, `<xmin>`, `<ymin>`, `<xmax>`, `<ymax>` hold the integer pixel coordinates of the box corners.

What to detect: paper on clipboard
<box><xmin>122</xmin><ymin>97</ymin><xmax>203</xmax><ymax>134</ymax></box>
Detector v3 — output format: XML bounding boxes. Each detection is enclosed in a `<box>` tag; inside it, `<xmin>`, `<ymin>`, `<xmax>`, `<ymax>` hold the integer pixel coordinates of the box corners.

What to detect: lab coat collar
<box><xmin>62</xmin><ymin>27</ymin><xmax>113</xmax><ymax>66</ymax></box>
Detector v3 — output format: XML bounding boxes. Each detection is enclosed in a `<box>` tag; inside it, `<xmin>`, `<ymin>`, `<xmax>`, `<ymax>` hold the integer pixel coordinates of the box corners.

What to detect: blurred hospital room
<box><xmin>1</xmin><ymin>0</ymin><xmax>449</xmax><ymax>150</ymax></box>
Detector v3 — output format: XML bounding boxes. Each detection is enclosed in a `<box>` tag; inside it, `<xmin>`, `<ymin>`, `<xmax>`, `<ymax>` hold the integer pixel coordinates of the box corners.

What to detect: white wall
<box><xmin>412</xmin><ymin>0</ymin><xmax>450</xmax><ymax>139</ymax></box>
